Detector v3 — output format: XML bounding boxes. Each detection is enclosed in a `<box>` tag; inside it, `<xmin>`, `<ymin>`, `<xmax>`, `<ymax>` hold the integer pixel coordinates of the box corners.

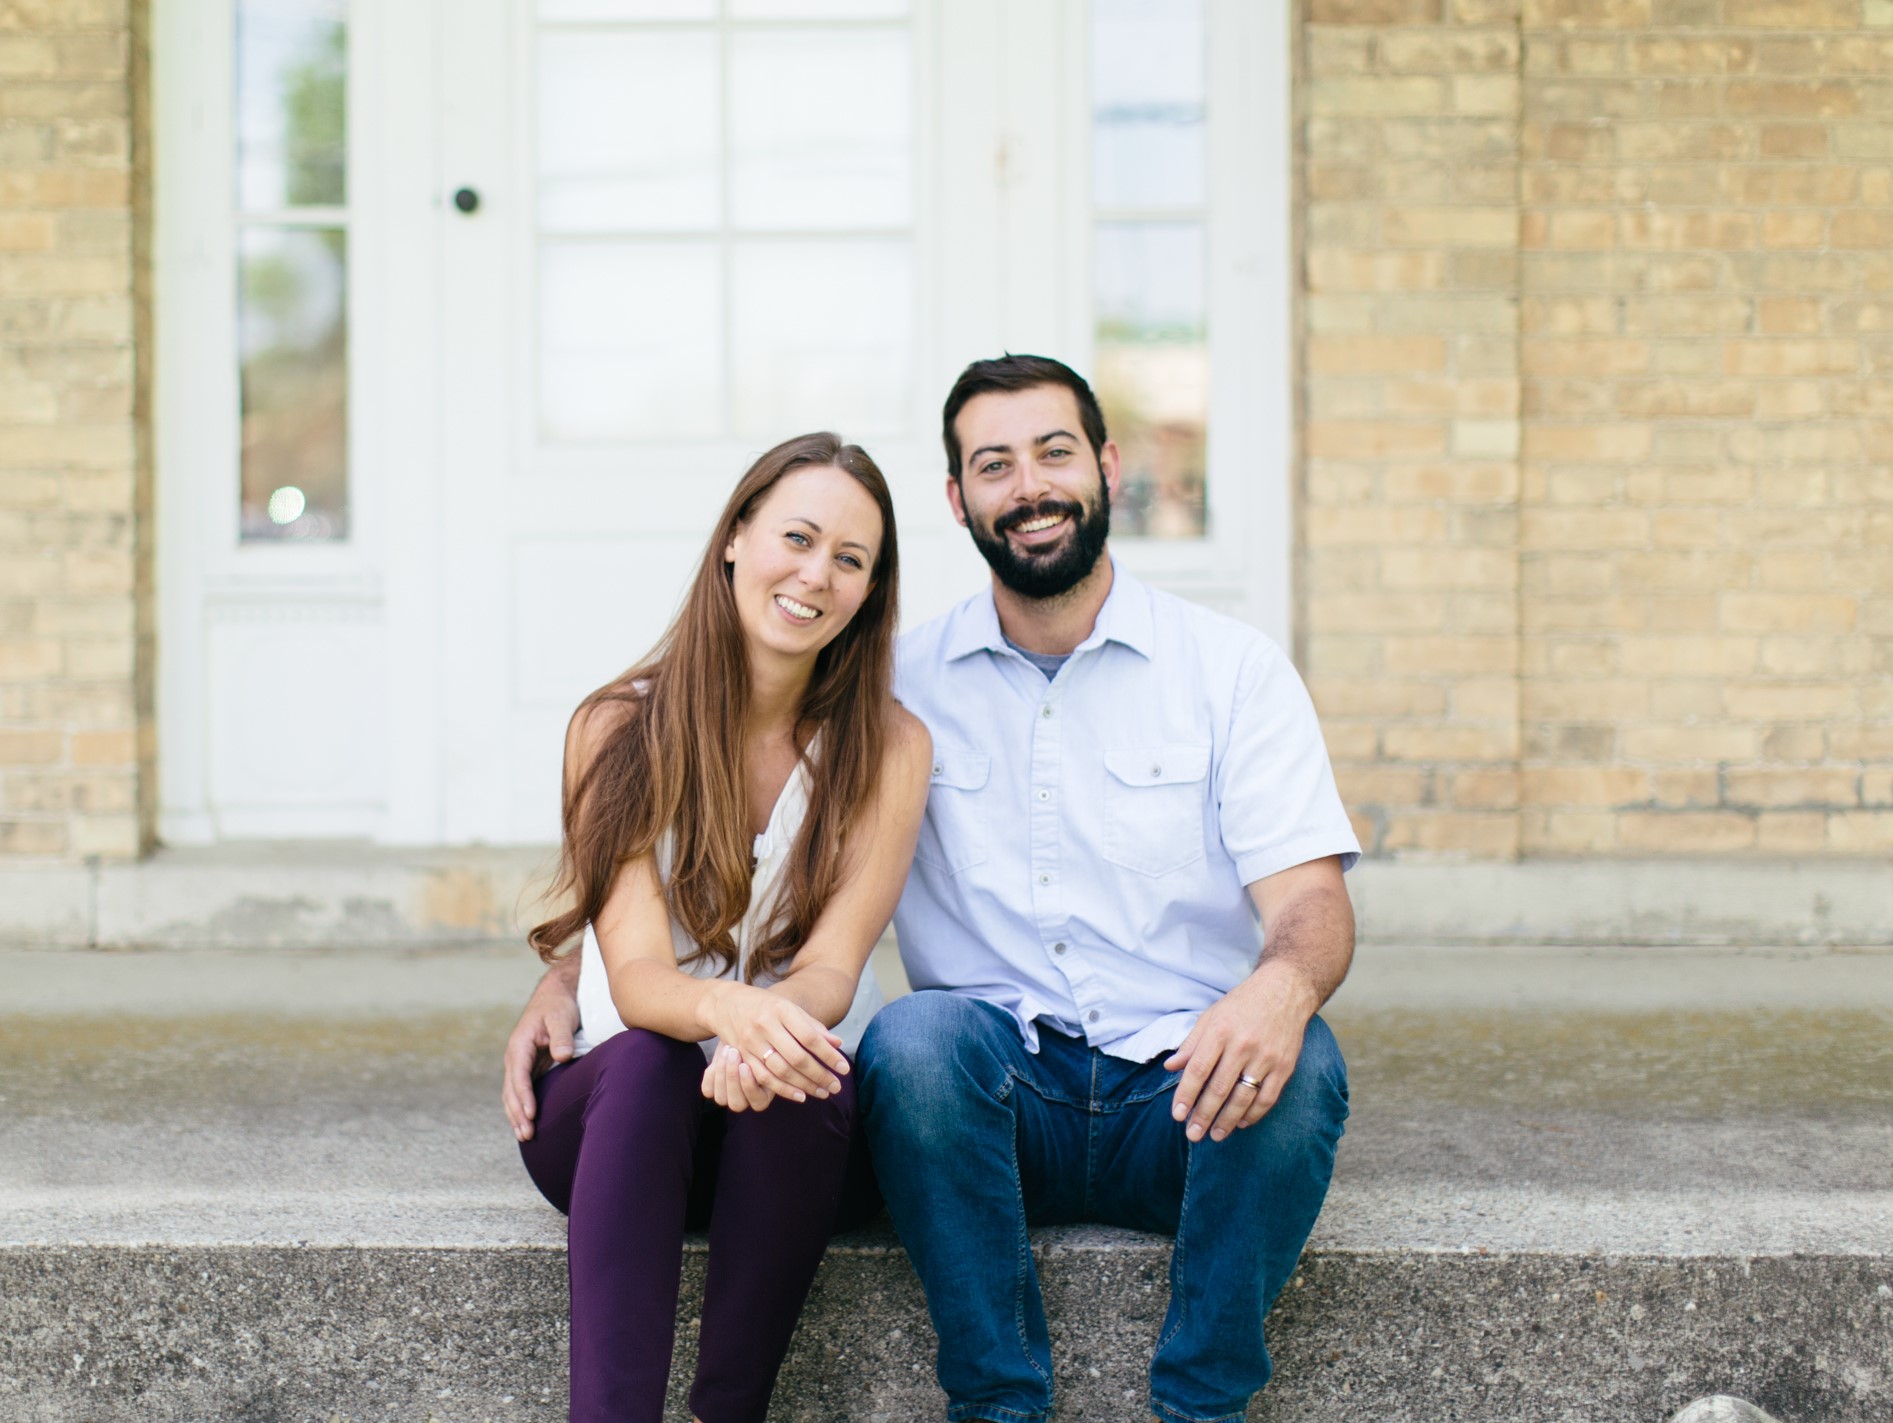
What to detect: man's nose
<box><xmin>1015</xmin><ymin>458</ymin><xmax>1052</xmax><ymax>502</ymax></box>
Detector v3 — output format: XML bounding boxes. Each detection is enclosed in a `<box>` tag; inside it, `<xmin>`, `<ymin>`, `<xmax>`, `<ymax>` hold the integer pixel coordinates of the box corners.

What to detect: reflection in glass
<box><xmin>240</xmin><ymin>227</ymin><xmax>348</xmax><ymax>541</ymax></box>
<box><xmin>1091</xmin><ymin>0</ymin><xmax>1205</xmax><ymax>211</ymax></box>
<box><xmin>1094</xmin><ymin>222</ymin><xmax>1206</xmax><ymax>540</ymax></box>
<box><xmin>539</xmin><ymin>242</ymin><xmax>722</xmax><ymax>441</ymax></box>
<box><xmin>236</xmin><ymin>0</ymin><xmax>346</xmax><ymax>210</ymax></box>
<box><xmin>539</xmin><ymin>31</ymin><xmax>720</xmax><ymax>233</ymax></box>
<box><xmin>730</xmin><ymin>240</ymin><xmax>911</xmax><ymax>437</ymax></box>
<box><xmin>730</xmin><ymin>30</ymin><xmax>911</xmax><ymax>230</ymax></box>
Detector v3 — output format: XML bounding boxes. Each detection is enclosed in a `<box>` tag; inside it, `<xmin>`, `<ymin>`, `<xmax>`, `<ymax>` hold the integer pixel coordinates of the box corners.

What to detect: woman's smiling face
<box><xmin>724</xmin><ymin>463</ymin><xmax>884</xmax><ymax>666</ymax></box>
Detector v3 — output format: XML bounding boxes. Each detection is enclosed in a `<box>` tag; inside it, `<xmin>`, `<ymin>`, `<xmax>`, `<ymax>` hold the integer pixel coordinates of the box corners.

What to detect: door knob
<box><xmin>453</xmin><ymin>187</ymin><xmax>480</xmax><ymax>214</ymax></box>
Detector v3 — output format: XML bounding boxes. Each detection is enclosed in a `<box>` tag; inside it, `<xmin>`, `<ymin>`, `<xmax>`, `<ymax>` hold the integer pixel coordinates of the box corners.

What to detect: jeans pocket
<box><xmin>1101</xmin><ymin>744</ymin><xmax>1210</xmax><ymax>877</ymax></box>
<box><xmin>914</xmin><ymin>747</ymin><xmax>991</xmax><ymax>875</ymax></box>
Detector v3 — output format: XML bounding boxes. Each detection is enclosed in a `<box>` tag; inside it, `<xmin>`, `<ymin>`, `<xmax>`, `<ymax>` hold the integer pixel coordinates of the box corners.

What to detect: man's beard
<box><xmin>966</xmin><ymin>470</ymin><xmax>1112</xmax><ymax>601</ymax></box>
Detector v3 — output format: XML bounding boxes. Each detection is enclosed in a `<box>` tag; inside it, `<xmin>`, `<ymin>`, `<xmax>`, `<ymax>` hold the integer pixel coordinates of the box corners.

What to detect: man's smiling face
<box><xmin>947</xmin><ymin>384</ymin><xmax>1119</xmax><ymax>601</ymax></box>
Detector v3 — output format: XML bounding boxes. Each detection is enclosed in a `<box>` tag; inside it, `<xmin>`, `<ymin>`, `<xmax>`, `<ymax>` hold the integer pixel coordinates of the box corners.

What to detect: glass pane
<box><xmin>539</xmin><ymin>242</ymin><xmax>722</xmax><ymax>441</ymax></box>
<box><xmin>1094</xmin><ymin>222</ymin><xmax>1206</xmax><ymax>539</ymax></box>
<box><xmin>235</xmin><ymin>0</ymin><xmax>347</xmax><ymax>210</ymax></box>
<box><xmin>239</xmin><ymin>227</ymin><xmax>348</xmax><ymax>541</ymax></box>
<box><xmin>730</xmin><ymin>240</ymin><xmax>911</xmax><ymax>438</ymax></box>
<box><xmin>539</xmin><ymin>0</ymin><xmax>713</xmax><ymax>17</ymax></box>
<box><xmin>730</xmin><ymin>30</ymin><xmax>911</xmax><ymax>230</ymax></box>
<box><xmin>1091</xmin><ymin>0</ymin><xmax>1205</xmax><ymax>211</ymax></box>
<box><xmin>731</xmin><ymin>0</ymin><xmax>906</xmax><ymax>15</ymax></box>
<box><xmin>539</xmin><ymin>31</ymin><xmax>720</xmax><ymax>234</ymax></box>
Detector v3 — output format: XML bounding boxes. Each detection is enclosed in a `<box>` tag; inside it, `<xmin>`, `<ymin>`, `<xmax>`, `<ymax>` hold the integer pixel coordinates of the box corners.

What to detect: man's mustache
<box><xmin>993</xmin><ymin>498</ymin><xmax>1085</xmax><ymax>536</ymax></box>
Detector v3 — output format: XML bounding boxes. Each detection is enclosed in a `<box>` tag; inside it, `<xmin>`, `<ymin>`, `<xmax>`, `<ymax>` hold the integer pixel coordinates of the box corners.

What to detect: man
<box><xmin>503</xmin><ymin>355</ymin><xmax>1360</xmax><ymax>1423</ymax></box>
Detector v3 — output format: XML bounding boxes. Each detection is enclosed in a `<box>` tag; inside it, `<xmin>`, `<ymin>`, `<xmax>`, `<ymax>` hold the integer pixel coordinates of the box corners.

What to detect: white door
<box><xmin>431</xmin><ymin>0</ymin><xmax>1293</xmax><ymax>847</ymax></box>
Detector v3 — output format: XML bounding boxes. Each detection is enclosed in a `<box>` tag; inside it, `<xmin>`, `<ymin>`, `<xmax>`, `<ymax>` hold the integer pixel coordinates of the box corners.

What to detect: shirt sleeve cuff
<box><xmin>1235</xmin><ymin>829</ymin><xmax>1362</xmax><ymax>887</ymax></box>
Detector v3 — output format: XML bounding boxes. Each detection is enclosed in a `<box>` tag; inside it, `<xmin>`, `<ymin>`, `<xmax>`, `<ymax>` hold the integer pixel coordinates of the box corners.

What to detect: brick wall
<box><xmin>1303</xmin><ymin>0</ymin><xmax>1893</xmax><ymax>859</ymax></box>
<box><xmin>1518</xmin><ymin>0</ymin><xmax>1893</xmax><ymax>856</ymax></box>
<box><xmin>0</xmin><ymin>0</ymin><xmax>150</xmax><ymax>859</ymax></box>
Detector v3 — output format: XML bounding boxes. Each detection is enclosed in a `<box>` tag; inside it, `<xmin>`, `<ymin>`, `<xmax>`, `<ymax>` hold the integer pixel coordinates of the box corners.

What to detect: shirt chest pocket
<box><xmin>914</xmin><ymin>748</ymin><xmax>991</xmax><ymax>876</ymax></box>
<box><xmin>1101</xmin><ymin>744</ymin><xmax>1211</xmax><ymax>878</ymax></box>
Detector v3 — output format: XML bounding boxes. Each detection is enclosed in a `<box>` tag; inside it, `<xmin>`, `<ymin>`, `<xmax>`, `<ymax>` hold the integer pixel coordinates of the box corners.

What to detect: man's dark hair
<box><xmin>941</xmin><ymin>354</ymin><xmax>1109</xmax><ymax>479</ymax></box>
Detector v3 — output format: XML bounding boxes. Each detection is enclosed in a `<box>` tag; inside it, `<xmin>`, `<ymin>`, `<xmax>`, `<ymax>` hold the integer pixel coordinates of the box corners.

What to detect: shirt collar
<box><xmin>941</xmin><ymin>557</ymin><xmax>1155</xmax><ymax>663</ymax></box>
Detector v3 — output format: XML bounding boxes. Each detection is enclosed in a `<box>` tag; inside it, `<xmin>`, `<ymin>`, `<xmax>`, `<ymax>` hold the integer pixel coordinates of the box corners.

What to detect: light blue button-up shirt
<box><xmin>891</xmin><ymin>564</ymin><xmax>1361</xmax><ymax>1063</ymax></box>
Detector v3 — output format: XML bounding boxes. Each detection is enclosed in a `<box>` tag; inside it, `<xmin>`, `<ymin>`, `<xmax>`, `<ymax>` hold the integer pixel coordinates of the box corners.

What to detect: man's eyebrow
<box><xmin>965</xmin><ymin>431</ymin><xmax>1080</xmax><ymax>467</ymax></box>
<box><xmin>787</xmin><ymin>516</ymin><xmax>872</xmax><ymax>555</ymax></box>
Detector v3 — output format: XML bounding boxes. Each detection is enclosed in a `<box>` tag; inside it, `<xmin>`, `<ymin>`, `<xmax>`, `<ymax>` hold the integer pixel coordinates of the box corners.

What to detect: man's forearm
<box><xmin>1254</xmin><ymin>883</ymin><xmax>1354</xmax><ymax>1013</ymax></box>
<box><xmin>541</xmin><ymin>951</ymin><xmax>580</xmax><ymax>991</ymax></box>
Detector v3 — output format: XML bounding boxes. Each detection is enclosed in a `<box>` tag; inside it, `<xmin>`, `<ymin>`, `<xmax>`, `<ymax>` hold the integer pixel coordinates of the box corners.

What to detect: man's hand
<box><xmin>1164</xmin><ymin>856</ymin><xmax>1353</xmax><ymax>1144</ymax></box>
<box><xmin>1164</xmin><ymin>960</ymin><xmax>1320</xmax><ymax>1143</ymax></box>
<box><xmin>502</xmin><ymin>956</ymin><xmax>581</xmax><ymax>1142</ymax></box>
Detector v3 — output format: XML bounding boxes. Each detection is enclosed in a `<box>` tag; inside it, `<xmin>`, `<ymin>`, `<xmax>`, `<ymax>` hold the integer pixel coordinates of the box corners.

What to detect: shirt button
<box><xmin>1041</xmin><ymin>704</ymin><xmax>1054</xmax><ymax>718</ymax></box>
<box><xmin>1087</xmin><ymin>1010</ymin><xmax>1100</xmax><ymax>1024</ymax></box>
<box><xmin>932</xmin><ymin>762</ymin><xmax>942</xmax><ymax>777</ymax></box>
<box><xmin>1036</xmin><ymin>789</ymin><xmax>1049</xmax><ymax>801</ymax></box>
<box><xmin>1150</xmin><ymin>763</ymin><xmax>1162</xmax><ymax>777</ymax></box>
<box><xmin>1037</xmin><ymin>872</ymin><xmax>1051</xmax><ymax>886</ymax></box>
<box><xmin>1053</xmin><ymin>942</ymin><xmax>1067</xmax><ymax>955</ymax></box>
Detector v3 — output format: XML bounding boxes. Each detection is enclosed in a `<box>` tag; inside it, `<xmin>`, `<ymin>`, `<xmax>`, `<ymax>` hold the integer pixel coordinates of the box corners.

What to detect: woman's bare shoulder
<box><xmin>564</xmin><ymin>688</ymin><xmax>643</xmax><ymax>785</ymax></box>
<box><xmin>882</xmin><ymin>702</ymin><xmax>932</xmax><ymax>773</ymax></box>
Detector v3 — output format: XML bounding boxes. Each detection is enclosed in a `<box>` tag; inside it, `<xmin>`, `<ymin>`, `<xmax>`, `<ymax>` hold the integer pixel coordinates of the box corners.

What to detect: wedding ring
<box><xmin>1237</xmin><ymin>1073</ymin><xmax>1263</xmax><ymax>1090</ymax></box>
<box><xmin>760</xmin><ymin>1046</ymin><xmax>779</xmax><ymax>1062</ymax></box>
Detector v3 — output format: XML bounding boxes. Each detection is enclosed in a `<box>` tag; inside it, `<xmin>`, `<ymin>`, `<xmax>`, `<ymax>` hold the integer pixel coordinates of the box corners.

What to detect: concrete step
<box><xmin>3</xmin><ymin>945</ymin><xmax>1890</xmax><ymax>1422</ymax></box>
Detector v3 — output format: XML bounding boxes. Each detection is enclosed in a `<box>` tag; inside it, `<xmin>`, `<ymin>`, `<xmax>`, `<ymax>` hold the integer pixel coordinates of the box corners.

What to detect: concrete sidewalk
<box><xmin>3</xmin><ymin>944</ymin><xmax>1890</xmax><ymax>1420</ymax></box>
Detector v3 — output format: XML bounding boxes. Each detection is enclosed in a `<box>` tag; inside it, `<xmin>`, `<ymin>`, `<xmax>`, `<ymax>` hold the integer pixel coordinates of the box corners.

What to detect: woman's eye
<box><xmin>839</xmin><ymin>554</ymin><xmax>863</xmax><ymax>570</ymax></box>
<box><xmin>786</xmin><ymin>531</ymin><xmax>809</xmax><ymax>546</ymax></box>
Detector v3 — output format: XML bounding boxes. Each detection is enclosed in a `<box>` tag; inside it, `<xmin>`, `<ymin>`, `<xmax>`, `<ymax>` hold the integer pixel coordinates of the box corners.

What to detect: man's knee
<box><xmin>858</xmin><ymin>990</ymin><xmax>1008</xmax><ymax>1124</ymax></box>
<box><xmin>1249</xmin><ymin>1014</ymin><xmax>1348</xmax><ymax>1149</ymax></box>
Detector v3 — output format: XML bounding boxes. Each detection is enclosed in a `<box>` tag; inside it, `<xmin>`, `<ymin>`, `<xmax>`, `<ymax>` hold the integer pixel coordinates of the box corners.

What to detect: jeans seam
<box><xmin>1009</xmin><ymin>1094</ymin><xmax>1053</xmax><ymax>1395</ymax></box>
<box><xmin>1154</xmin><ymin>1134</ymin><xmax>1193</xmax><ymax>1359</ymax></box>
<box><xmin>1083</xmin><ymin>1050</ymin><xmax>1099</xmax><ymax>1217</ymax></box>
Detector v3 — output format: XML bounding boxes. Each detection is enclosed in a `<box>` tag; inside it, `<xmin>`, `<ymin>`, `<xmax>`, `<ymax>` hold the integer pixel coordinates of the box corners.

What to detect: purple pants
<box><xmin>519</xmin><ymin>1026</ymin><xmax>863</xmax><ymax>1423</ymax></box>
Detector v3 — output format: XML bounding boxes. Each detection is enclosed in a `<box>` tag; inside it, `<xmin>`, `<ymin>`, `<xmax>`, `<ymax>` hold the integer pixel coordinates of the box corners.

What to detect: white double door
<box><xmin>423</xmin><ymin>0</ymin><xmax>1290</xmax><ymax>846</ymax></box>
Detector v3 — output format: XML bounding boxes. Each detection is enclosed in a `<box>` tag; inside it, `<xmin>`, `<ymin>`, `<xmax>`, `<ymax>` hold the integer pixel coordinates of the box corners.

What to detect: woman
<box><xmin>518</xmin><ymin>433</ymin><xmax>931</xmax><ymax>1423</ymax></box>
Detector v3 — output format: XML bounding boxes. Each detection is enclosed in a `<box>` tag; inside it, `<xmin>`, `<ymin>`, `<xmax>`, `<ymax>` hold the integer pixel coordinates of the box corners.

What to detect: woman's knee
<box><xmin>585</xmin><ymin>1027</ymin><xmax>705</xmax><ymax>1104</ymax></box>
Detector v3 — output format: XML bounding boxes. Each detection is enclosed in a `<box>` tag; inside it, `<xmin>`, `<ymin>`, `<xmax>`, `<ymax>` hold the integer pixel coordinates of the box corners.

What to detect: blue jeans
<box><xmin>857</xmin><ymin>991</ymin><xmax>1347</xmax><ymax>1423</ymax></box>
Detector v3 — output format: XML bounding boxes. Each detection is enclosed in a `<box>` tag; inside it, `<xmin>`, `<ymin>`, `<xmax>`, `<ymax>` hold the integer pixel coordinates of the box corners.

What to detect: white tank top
<box><xmin>570</xmin><ymin>755</ymin><xmax>885</xmax><ymax>1061</ymax></box>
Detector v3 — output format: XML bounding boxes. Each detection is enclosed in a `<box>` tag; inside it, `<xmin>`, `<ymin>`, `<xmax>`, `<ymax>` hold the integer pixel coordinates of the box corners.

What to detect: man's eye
<box><xmin>981</xmin><ymin>460</ymin><xmax>1005</xmax><ymax>475</ymax></box>
<box><xmin>1045</xmin><ymin>448</ymin><xmax>1071</xmax><ymax>459</ymax></box>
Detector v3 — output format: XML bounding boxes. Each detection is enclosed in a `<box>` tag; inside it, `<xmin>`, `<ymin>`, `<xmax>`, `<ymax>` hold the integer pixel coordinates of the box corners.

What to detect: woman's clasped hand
<box><xmin>699</xmin><ymin>981</ymin><xmax>849</xmax><ymax>1110</ymax></box>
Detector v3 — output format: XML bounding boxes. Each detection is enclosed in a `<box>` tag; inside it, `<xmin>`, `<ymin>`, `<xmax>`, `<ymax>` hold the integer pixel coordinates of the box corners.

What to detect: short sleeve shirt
<box><xmin>891</xmin><ymin>563</ymin><xmax>1360</xmax><ymax>1062</ymax></box>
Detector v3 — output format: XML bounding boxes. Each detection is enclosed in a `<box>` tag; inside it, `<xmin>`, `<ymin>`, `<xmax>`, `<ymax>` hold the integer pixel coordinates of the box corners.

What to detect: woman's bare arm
<box><xmin>770</xmin><ymin>707</ymin><xmax>931</xmax><ymax>1022</ymax></box>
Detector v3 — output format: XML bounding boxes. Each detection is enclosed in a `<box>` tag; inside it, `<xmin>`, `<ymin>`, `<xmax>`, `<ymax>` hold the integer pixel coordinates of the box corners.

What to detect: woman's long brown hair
<box><xmin>528</xmin><ymin>433</ymin><xmax>900</xmax><ymax>984</ymax></box>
